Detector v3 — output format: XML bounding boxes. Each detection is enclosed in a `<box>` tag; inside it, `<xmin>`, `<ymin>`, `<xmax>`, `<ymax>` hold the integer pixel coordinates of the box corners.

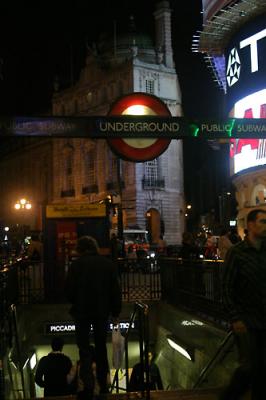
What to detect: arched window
<box><xmin>82</xmin><ymin>143</ymin><xmax>98</xmax><ymax>194</ymax></box>
<box><xmin>61</xmin><ymin>143</ymin><xmax>75</xmax><ymax>197</ymax></box>
<box><xmin>251</xmin><ymin>183</ymin><xmax>266</xmax><ymax>206</ymax></box>
<box><xmin>85</xmin><ymin>149</ymin><xmax>97</xmax><ymax>185</ymax></box>
<box><xmin>105</xmin><ymin>150</ymin><xmax>125</xmax><ymax>191</ymax></box>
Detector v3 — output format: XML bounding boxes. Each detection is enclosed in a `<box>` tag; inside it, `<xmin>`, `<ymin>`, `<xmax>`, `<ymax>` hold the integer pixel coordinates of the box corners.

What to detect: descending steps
<box><xmin>108</xmin><ymin>388</ymin><xmax>221</xmax><ymax>399</ymax></box>
<box><xmin>25</xmin><ymin>387</ymin><xmax>253</xmax><ymax>399</ymax></box>
<box><xmin>25</xmin><ymin>387</ymin><xmax>222</xmax><ymax>400</ymax></box>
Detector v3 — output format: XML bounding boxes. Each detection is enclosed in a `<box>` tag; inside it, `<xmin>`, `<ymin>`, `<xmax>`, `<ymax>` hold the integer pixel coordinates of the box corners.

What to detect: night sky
<box><xmin>0</xmin><ymin>0</ymin><xmax>224</xmax><ymax>118</ymax></box>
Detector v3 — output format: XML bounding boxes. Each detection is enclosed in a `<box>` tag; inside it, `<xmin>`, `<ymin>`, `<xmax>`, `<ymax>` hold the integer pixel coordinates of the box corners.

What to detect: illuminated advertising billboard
<box><xmin>226</xmin><ymin>14</ymin><xmax>266</xmax><ymax>174</ymax></box>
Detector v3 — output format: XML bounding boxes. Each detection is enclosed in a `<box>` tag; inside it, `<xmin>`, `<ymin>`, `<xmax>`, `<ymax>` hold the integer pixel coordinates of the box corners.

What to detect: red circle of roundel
<box><xmin>107</xmin><ymin>92</ymin><xmax>171</xmax><ymax>162</ymax></box>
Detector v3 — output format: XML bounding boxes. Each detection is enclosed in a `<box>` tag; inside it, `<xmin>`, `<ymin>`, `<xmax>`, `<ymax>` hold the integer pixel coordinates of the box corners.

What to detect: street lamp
<box><xmin>13</xmin><ymin>198</ymin><xmax>33</xmax><ymax>247</ymax></box>
<box><xmin>14</xmin><ymin>198</ymin><xmax>32</xmax><ymax>210</ymax></box>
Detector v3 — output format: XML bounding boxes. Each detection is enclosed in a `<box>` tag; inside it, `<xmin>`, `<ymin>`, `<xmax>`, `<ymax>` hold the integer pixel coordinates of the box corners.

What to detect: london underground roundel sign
<box><xmin>107</xmin><ymin>92</ymin><xmax>171</xmax><ymax>162</ymax></box>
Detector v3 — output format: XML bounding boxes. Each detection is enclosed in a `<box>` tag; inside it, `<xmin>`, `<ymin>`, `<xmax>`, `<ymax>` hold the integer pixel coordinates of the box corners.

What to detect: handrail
<box><xmin>0</xmin><ymin>359</ymin><xmax>5</xmax><ymax>400</ymax></box>
<box><xmin>193</xmin><ymin>330</ymin><xmax>234</xmax><ymax>389</ymax></box>
<box><xmin>10</xmin><ymin>304</ymin><xmax>26</xmax><ymax>399</ymax></box>
<box><xmin>111</xmin><ymin>301</ymin><xmax>150</xmax><ymax>399</ymax></box>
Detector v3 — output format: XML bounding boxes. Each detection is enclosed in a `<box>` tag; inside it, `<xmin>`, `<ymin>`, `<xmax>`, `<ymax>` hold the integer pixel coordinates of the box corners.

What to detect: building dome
<box><xmin>115</xmin><ymin>32</ymin><xmax>154</xmax><ymax>50</ymax></box>
<box><xmin>97</xmin><ymin>15</ymin><xmax>156</xmax><ymax>64</ymax></box>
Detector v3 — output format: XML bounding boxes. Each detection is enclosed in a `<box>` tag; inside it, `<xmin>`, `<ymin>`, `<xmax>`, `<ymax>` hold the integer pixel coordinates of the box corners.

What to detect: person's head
<box><xmin>246</xmin><ymin>209</ymin><xmax>266</xmax><ymax>240</ymax></box>
<box><xmin>147</xmin><ymin>346</ymin><xmax>157</xmax><ymax>364</ymax></box>
<box><xmin>148</xmin><ymin>351</ymin><xmax>154</xmax><ymax>364</ymax></box>
<box><xmin>76</xmin><ymin>236</ymin><xmax>99</xmax><ymax>255</ymax></box>
<box><xmin>51</xmin><ymin>336</ymin><xmax>64</xmax><ymax>352</ymax></box>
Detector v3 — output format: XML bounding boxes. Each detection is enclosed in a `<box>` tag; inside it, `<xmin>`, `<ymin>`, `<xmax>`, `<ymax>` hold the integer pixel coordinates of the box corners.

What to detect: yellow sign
<box><xmin>46</xmin><ymin>203</ymin><xmax>106</xmax><ymax>218</ymax></box>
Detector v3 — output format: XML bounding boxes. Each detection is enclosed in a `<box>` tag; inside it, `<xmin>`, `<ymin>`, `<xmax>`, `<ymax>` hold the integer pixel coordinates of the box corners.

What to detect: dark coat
<box><xmin>222</xmin><ymin>239</ymin><xmax>266</xmax><ymax>329</ymax></box>
<box><xmin>65</xmin><ymin>253</ymin><xmax>122</xmax><ymax>320</ymax></box>
<box><xmin>129</xmin><ymin>362</ymin><xmax>163</xmax><ymax>391</ymax></box>
<box><xmin>35</xmin><ymin>352</ymin><xmax>72</xmax><ymax>397</ymax></box>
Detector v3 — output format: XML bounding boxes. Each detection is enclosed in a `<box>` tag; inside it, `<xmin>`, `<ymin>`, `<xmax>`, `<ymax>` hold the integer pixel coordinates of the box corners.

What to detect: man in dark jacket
<box><xmin>35</xmin><ymin>336</ymin><xmax>72</xmax><ymax>397</ymax></box>
<box><xmin>221</xmin><ymin>209</ymin><xmax>266</xmax><ymax>400</ymax></box>
<box><xmin>129</xmin><ymin>351</ymin><xmax>163</xmax><ymax>392</ymax></box>
<box><xmin>65</xmin><ymin>235</ymin><xmax>122</xmax><ymax>398</ymax></box>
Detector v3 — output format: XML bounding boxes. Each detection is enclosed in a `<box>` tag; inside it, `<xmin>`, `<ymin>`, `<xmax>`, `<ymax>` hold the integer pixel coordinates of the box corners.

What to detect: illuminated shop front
<box><xmin>198</xmin><ymin>2</ymin><xmax>266</xmax><ymax>235</ymax></box>
<box><xmin>225</xmin><ymin>14</ymin><xmax>266</xmax><ymax>233</ymax></box>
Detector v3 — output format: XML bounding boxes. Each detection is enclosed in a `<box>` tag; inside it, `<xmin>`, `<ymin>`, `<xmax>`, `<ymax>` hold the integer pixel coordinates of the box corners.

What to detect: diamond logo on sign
<box><xmin>227</xmin><ymin>47</ymin><xmax>241</xmax><ymax>87</ymax></box>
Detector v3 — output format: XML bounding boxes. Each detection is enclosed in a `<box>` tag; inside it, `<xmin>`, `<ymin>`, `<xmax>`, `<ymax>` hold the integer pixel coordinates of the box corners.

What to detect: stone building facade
<box><xmin>51</xmin><ymin>1</ymin><xmax>184</xmax><ymax>245</ymax></box>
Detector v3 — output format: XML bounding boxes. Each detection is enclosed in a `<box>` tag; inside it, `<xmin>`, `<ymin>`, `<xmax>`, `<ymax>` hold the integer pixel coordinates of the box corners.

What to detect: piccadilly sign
<box><xmin>107</xmin><ymin>92</ymin><xmax>173</xmax><ymax>162</ymax></box>
<box><xmin>45</xmin><ymin>321</ymin><xmax>135</xmax><ymax>335</ymax></box>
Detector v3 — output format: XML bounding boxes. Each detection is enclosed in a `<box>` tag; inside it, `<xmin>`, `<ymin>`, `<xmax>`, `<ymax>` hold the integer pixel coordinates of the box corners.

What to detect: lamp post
<box><xmin>14</xmin><ymin>198</ymin><xmax>32</xmax><ymax>211</ymax></box>
<box><xmin>185</xmin><ymin>204</ymin><xmax>192</xmax><ymax>231</ymax></box>
<box><xmin>14</xmin><ymin>198</ymin><xmax>32</xmax><ymax>245</ymax></box>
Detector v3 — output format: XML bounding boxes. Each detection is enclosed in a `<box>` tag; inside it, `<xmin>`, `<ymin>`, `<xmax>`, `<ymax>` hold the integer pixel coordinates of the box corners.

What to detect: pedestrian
<box><xmin>35</xmin><ymin>336</ymin><xmax>73</xmax><ymax>397</ymax></box>
<box><xmin>228</xmin><ymin>227</ymin><xmax>242</xmax><ymax>244</ymax></box>
<box><xmin>179</xmin><ymin>232</ymin><xmax>199</xmax><ymax>259</ymax></box>
<box><xmin>221</xmin><ymin>208</ymin><xmax>266</xmax><ymax>400</ymax></box>
<box><xmin>127</xmin><ymin>245</ymin><xmax>138</xmax><ymax>270</ymax></box>
<box><xmin>156</xmin><ymin>235</ymin><xmax>167</xmax><ymax>255</ymax></box>
<box><xmin>110</xmin><ymin>233</ymin><xmax>119</xmax><ymax>260</ymax></box>
<box><xmin>204</xmin><ymin>231</ymin><xmax>218</xmax><ymax>259</ymax></box>
<box><xmin>65</xmin><ymin>235</ymin><xmax>122</xmax><ymax>399</ymax></box>
<box><xmin>27</xmin><ymin>232</ymin><xmax>43</xmax><ymax>262</ymax></box>
<box><xmin>68</xmin><ymin>345</ymin><xmax>104</xmax><ymax>397</ymax></box>
<box><xmin>129</xmin><ymin>350</ymin><xmax>163</xmax><ymax>391</ymax></box>
<box><xmin>218</xmin><ymin>228</ymin><xmax>232</xmax><ymax>260</ymax></box>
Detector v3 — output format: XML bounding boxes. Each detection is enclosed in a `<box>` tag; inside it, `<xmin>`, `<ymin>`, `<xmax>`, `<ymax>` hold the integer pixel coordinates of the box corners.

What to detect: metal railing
<box><xmin>160</xmin><ymin>257</ymin><xmax>227</xmax><ymax>327</ymax></box>
<box><xmin>0</xmin><ymin>256</ymin><xmax>234</xmax><ymax>399</ymax></box>
<box><xmin>0</xmin><ymin>303</ymin><xmax>27</xmax><ymax>400</ymax></box>
<box><xmin>118</xmin><ymin>258</ymin><xmax>161</xmax><ymax>302</ymax></box>
<box><xmin>193</xmin><ymin>330</ymin><xmax>234</xmax><ymax>389</ymax></box>
<box><xmin>0</xmin><ymin>256</ymin><xmax>228</xmax><ymax>322</ymax></box>
<box><xmin>111</xmin><ymin>301</ymin><xmax>151</xmax><ymax>400</ymax></box>
<box><xmin>0</xmin><ymin>257</ymin><xmax>160</xmax><ymax>305</ymax></box>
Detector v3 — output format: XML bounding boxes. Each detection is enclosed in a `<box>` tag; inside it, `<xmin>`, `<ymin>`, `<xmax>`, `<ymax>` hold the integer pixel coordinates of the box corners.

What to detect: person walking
<box><xmin>218</xmin><ymin>228</ymin><xmax>233</xmax><ymax>260</ymax></box>
<box><xmin>65</xmin><ymin>236</ymin><xmax>122</xmax><ymax>399</ymax></box>
<box><xmin>27</xmin><ymin>232</ymin><xmax>43</xmax><ymax>261</ymax></box>
<box><xmin>221</xmin><ymin>209</ymin><xmax>266</xmax><ymax>400</ymax></box>
<box><xmin>129</xmin><ymin>350</ymin><xmax>163</xmax><ymax>391</ymax></box>
<box><xmin>35</xmin><ymin>336</ymin><xmax>72</xmax><ymax>397</ymax></box>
